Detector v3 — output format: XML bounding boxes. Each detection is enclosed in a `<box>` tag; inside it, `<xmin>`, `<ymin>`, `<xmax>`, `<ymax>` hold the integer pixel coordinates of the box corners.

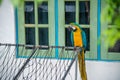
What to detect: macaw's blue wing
<box><xmin>70</xmin><ymin>31</ymin><xmax>74</xmax><ymax>46</ymax></box>
<box><xmin>82</xmin><ymin>31</ymin><xmax>87</xmax><ymax>49</ymax></box>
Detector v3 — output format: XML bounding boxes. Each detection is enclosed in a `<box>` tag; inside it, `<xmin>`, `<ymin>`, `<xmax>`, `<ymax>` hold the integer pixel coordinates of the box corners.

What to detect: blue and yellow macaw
<box><xmin>68</xmin><ymin>22</ymin><xmax>87</xmax><ymax>80</ymax></box>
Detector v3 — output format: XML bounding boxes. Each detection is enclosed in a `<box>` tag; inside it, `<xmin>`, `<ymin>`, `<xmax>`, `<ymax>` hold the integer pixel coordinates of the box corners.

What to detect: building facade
<box><xmin>0</xmin><ymin>0</ymin><xmax>120</xmax><ymax>80</ymax></box>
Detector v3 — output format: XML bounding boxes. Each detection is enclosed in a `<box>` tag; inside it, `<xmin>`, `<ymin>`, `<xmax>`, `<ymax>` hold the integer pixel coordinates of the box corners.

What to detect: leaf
<box><xmin>11</xmin><ymin>0</ymin><xmax>19</xmax><ymax>7</ymax></box>
<box><xmin>36</xmin><ymin>0</ymin><xmax>43</xmax><ymax>2</ymax></box>
<box><xmin>0</xmin><ymin>0</ymin><xmax>2</xmax><ymax>5</ymax></box>
<box><xmin>36</xmin><ymin>0</ymin><xmax>44</xmax><ymax>4</ymax></box>
<box><xmin>101</xmin><ymin>7</ymin><xmax>108</xmax><ymax>23</ymax></box>
<box><xmin>102</xmin><ymin>28</ymin><xmax>120</xmax><ymax>48</ymax></box>
<box><xmin>101</xmin><ymin>0</ymin><xmax>120</xmax><ymax>47</ymax></box>
<box><xmin>114</xmin><ymin>16</ymin><xmax>120</xmax><ymax>26</ymax></box>
<box><xmin>11</xmin><ymin>0</ymin><xmax>24</xmax><ymax>7</ymax></box>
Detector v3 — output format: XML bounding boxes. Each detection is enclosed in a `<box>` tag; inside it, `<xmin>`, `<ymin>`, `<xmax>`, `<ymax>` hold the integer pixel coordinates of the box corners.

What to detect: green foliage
<box><xmin>0</xmin><ymin>0</ymin><xmax>2</xmax><ymax>5</ymax></box>
<box><xmin>36</xmin><ymin>0</ymin><xmax>44</xmax><ymax>3</ymax></box>
<box><xmin>11</xmin><ymin>0</ymin><xmax>24</xmax><ymax>7</ymax></box>
<box><xmin>101</xmin><ymin>0</ymin><xmax>120</xmax><ymax>47</ymax></box>
<box><xmin>102</xmin><ymin>28</ymin><xmax>120</xmax><ymax>47</ymax></box>
<box><xmin>11</xmin><ymin>0</ymin><xmax>43</xmax><ymax>7</ymax></box>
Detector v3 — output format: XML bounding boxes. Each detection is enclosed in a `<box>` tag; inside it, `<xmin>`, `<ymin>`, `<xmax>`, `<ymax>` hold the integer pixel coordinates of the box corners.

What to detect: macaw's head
<box><xmin>68</xmin><ymin>25</ymin><xmax>77</xmax><ymax>32</ymax></box>
<box><xmin>68</xmin><ymin>23</ymin><xmax>80</xmax><ymax>32</ymax></box>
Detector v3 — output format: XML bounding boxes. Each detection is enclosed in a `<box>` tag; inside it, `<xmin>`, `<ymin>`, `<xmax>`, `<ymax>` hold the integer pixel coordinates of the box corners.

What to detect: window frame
<box><xmin>58</xmin><ymin>0</ymin><xmax>98</xmax><ymax>59</ymax></box>
<box><xmin>17</xmin><ymin>0</ymin><xmax>55</xmax><ymax>57</ymax></box>
<box><xmin>101</xmin><ymin>0</ymin><xmax>120</xmax><ymax>60</ymax></box>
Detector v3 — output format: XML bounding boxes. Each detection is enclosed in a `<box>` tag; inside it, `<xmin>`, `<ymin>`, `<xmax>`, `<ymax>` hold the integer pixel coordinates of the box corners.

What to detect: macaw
<box><xmin>68</xmin><ymin>22</ymin><xmax>87</xmax><ymax>80</ymax></box>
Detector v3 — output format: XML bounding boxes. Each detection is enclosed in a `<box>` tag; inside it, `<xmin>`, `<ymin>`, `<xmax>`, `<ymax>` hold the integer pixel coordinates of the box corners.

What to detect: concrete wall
<box><xmin>86</xmin><ymin>61</ymin><xmax>120</xmax><ymax>80</ymax></box>
<box><xmin>0</xmin><ymin>0</ymin><xmax>15</xmax><ymax>43</ymax></box>
<box><xmin>0</xmin><ymin>0</ymin><xmax>120</xmax><ymax>80</ymax></box>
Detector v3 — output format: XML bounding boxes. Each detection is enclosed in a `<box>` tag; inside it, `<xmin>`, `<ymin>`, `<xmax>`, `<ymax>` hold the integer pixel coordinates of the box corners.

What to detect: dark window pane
<box><xmin>24</xmin><ymin>2</ymin><xmax>35</xmax><ymax>24</ymax></box>
<box><xmin>65</xmin><ymin>28</ymin><xmax>72</xmax><ymax>47</ymax></box>
<box><xmin>65</xmin><ymin>1</ymin><xmax>76</xmax><ymax>24</ymax></box>
<box><xmin>25</xmin><ymin>28</ymin><xmax>35</xmax><ymax>45</ymax></box>
<box><xmin>108</xmin><ymin>40</ymin><xmax>120</xmax><ymax>52</ymax></box>
<box><xmin>79</xmin><ymin>1</ymin><xmax>90</xmax><ymax>24</ymax></box>
<box><xmin>39</xmin><ymin>28</ymin><xmax>49</xmax><ymax>45</ymax></box>
<box><xmin>38</xmin><ymin>2</ymin><xmax>48</xmax><ymax>24</ymax></box>
<box><xmin>65</xmin><ymin>28</ymin><xmax>90</xmax><ymax>51</ymax></box>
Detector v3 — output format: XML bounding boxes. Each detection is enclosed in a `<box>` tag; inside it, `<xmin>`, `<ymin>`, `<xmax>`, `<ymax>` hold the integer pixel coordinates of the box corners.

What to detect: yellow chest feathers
<box><xmin>73</xmin><ymin>27</ymin><xmax>83</xmax><ymax>47</ymax></box>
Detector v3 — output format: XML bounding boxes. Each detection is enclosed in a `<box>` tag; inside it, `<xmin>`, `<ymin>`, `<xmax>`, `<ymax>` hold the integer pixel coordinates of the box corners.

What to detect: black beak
<box><xmin>68</xmin><ymin>26</ymin><xmax>73</xmax><ymax>31</ymax></box>
<box><xmin>68</xmin><ymin>25</ymin><xmax>77</xmax><ymax>32</ymax></box>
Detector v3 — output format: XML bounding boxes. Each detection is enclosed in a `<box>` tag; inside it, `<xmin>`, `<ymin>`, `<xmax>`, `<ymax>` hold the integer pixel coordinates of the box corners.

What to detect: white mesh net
<box><xmin>0</xmin><ymin>43</ymin><xmax>80</xmax><ymax>80</ymax></box>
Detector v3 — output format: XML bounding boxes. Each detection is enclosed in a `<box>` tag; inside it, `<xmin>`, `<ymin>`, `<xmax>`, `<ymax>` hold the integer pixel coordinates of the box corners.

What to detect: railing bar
<box><xmin>0</xmin><ymin>43</ymin><xmax>78</xmax><ymax>50</ymax></box>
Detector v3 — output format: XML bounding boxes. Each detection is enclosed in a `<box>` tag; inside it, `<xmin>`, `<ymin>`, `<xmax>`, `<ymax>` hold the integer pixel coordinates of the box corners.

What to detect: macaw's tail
<box><xmin>78</xmin><ymin>49</ymin><xmax>87</xmax><ymax>80</ymax></box>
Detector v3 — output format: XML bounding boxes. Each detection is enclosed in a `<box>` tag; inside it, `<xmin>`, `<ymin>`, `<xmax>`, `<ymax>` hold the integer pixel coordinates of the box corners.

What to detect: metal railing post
<box><xmin>62</xmin><ymin>47</ymin><xmax>81</xmax><ymax>80</ymax></box>
<box><xmin>13</xmin><ymin>48</ymin><xmax>37</xmax><ymax>80</ymax></box>
<box><xmin>75</xmin><ymin>52</ymin><xmax>78</xmax><ymax>80</ymax></box>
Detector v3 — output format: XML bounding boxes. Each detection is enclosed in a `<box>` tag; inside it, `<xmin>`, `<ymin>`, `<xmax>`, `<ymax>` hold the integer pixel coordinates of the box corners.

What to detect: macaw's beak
<box><xmin>68</xmin><ymin>26</ymin><xmax>73</xmax><ymax>31</ymax></box>
<box><xmin>68</xmin><ymin>25</ymin><xmax>76</xmax><ymax>31</ymax></box>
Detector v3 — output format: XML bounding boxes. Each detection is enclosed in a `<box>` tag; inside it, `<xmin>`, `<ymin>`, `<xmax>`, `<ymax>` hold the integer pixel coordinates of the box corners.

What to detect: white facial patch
<box><xmin>72</xmin><ymin>26</ymin><xmax>76</xmax><ymax>30</ymax></box>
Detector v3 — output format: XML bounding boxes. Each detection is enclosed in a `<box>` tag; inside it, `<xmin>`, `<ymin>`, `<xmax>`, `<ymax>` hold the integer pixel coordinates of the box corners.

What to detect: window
<box><xmin>38</xmin><ymin>2</ymin><xmax>48</xmax><ymax>24</ymax></box>
<box><xmin>65</xmin><ymin>1</ymin><xmax>76</xmax><ymax>24</ymax></box>
<box><xmin>25</xmin><ymin>28</ymin><xmax>35</xmax><ymax>45</ymax></box>
<box><xmin>65</xmin><ymin>28</ymin><xmax>72</xmax><ymax>47</ymax></box>
<box><xmin>25</xmin><ymin>2</ymin><xmax>35</xmax><ymax>24</ymax></box>
<box><xmin>58</xmin><ymin>0</ymin><xmax>97</xmax><ymax>59</ymax></box>
<box><xmin>79</xmin><ymin>1</ymin><xmax>90</xmax><ymax>24</ymax></box>
<box><xmin>65</xmin><ymin>1</ymin><xmax>90</xmax><ymax>49</ymax></box>
<box><xmin>65</xmin><ymin>1</ymin><xmax>90</xmax><ymax>50</ymax></box>
<box><xmin>38</xmin><ymin>28</ymin><xmax>49</xmax><ymax>45</ymax></box>
<box><xmin>101</xmin><ymin>0</ymin><xmax>120</xmax><ymax>60</ymax></box>
<box><xmin>24</xmin><ymin>1</ymin><xmax>49</xmax><ymax>46</ymax></box>
<box><xmin>38</xmin><ymin>2</ymin><xmax>49</xmax><ymax>46</ymax></box>
<box><xmin>17</xmin><ymin>0</ymin><xmax>55</xmax><ymax>57</ymax></box>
